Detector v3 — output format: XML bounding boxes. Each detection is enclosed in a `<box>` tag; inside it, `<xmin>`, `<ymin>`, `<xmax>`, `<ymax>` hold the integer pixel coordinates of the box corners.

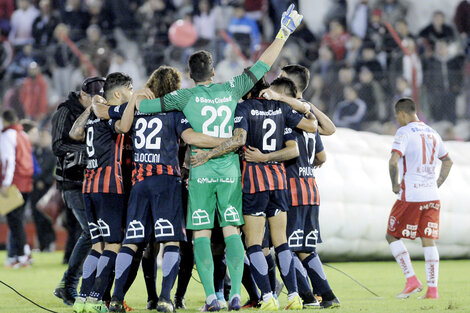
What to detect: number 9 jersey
<box><xmin>131</xmin><ymin>111</ymin><xmax>191</xmax><ymax>183</ymax></box>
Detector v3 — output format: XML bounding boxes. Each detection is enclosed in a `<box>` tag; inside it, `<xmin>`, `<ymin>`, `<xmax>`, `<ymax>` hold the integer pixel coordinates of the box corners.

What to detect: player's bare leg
<box><xmin>268</xmin><ymin>212</ymin><xmax>302</xmax><ymax>310</ymax></box>
<box><xmin>386</xmin><ymin>233</ymin><xmax>423</xmax><ymax>298</ymax></box>
<box><xmin>243</xmin><ymin>216</ymin><xmax>278</xmax><ymax>310</ymax></box>
<box><xmin>420</xmin><ymin>238</ymin><xmax>439</xmax><ymax>299</ymax></box>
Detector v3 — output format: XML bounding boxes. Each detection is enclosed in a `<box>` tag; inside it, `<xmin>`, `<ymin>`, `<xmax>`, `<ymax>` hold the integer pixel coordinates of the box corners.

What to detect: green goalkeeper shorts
<box><xmin>187</xmin><ymin>176</ymin><xmax>244</xmax><ymax>230</ymax></box>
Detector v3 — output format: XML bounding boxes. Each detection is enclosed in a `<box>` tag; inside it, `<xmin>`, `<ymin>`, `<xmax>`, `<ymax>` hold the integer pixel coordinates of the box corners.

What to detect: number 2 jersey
<box><xmin>391</xmin><ymin>121</ymin><xmax>448</xmax><ymax>202</ymax></box>
<box><xmin>83</xmin><ymin>112</ymin><xmax>125</xmax><ymax>194</ymax></box>
<box><xmin>234</xmin><ymin>98</ymin><xmax>303</xmax><ymax>194</ymax></box>
<box><xmin>131</xmin><ymin>111</ymin><xmax>191</xmax><ymax>183</ymax></box>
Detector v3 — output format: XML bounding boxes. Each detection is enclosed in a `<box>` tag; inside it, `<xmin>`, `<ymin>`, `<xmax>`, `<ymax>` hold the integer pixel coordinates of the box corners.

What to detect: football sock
<box><xmin>89</xmin><ymin>250</ymin><xmax>117</xmax><ymax>300</ymax></box>
<box><xmin>293</xmin><ymin>254</ymin><xmax>314</xmax><ymax>300</ymax></box>
<box><xmin>175</xmin><ymin>241</ymin><xmax>193</xmax><ymax>299</ymax></box>
<box><xmin>247</xmin><ymin>245</ymin><xmax>272</xmax><ymax>297</ymax></box>
<box><xmin>389</xmin><ymin>240</ymin><xmax>415</xmax><ymax>278</ymax></box>
<box><xmin>79</xmin><ymin>249</ymin><xmax>101</xmax><ymax>298</ymax></box>
<box><xmin>112</xmin><ymin>246</ymin><xmax>135</xmax><ymax>301</ymax></box>
<box><xmin>142</xmin><ymin>247</ymin><xmax>158</xmax><ymax>301</ymax></box>
<box><xmin>194</xmin><ymin>237</ymin><xmax>216</xmax><ymax>300</ymax></box>
<box><xmin>265</xmin><ymin>253</ymin><xmax>277</xmax><ymax>293</ymax></box>
<box><xmin>224</xmin><ymin>234</ymin><xmax>244</xmax><ymax>300</ymax></box>
<box><xmin>302</xmin><ymin>253</ymin><xmax>335</xmax><ymax>301</ymax></box>
<box><xmin>274</xmin><ymin>243</ymin><xmax>298</xmax><ymax>295</ymax></box>
<box><xmin>123</xmin><ymin>247</ymin><xmax>143</xmax><ymax>295</ymax></box>
<box><xmin>160</xmin><ymin>245</ymin><xmax>181</xmax><ymax>301</ymax></box>
<box><xmin>424</xmin><ymin>246</ymin><xmax>439</xmax><ymax>287</ymax></box>
<box><xmin>242</xmin><ymin>255</ymin><xmax>261</xmax><ymax>301</ymax></box>
<box><xmin>213</xmin><ymin>253</ymin><xmax>226</xmax><ymax>295</ymax></box>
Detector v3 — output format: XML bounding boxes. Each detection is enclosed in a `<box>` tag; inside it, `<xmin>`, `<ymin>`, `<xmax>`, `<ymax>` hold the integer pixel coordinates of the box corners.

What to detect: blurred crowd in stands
<box><xmin>0</xmin><ymin>0</ymin><xmax>469</xmax><ymax>253</ymax></box>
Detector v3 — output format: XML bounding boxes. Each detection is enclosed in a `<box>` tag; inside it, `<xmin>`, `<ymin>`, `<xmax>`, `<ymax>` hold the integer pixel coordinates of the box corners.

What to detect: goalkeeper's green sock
<box><xmin>224</xmin><ymin>234</ymin><xmax>245</xmax><ymax>300</ymax></box>
<box><xmin>194</xmin><ymin>237</ymin><xmax>216</xmax><ymax>300</ymax></box>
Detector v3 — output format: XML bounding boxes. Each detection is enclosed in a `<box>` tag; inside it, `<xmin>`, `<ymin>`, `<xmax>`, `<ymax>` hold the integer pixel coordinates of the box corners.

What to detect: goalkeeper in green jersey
<box><xmin>133</xmin><ymin>4</ymin><xmax>303</xmax><ymax>311</ymax></box>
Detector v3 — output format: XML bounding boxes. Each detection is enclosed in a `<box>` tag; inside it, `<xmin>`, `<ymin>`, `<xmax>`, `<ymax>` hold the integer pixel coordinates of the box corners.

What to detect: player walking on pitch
<box><xmin>136</xmin><ymin>4</ymin><xmax>303</xmax><ymax>311</ymax></box>
<box><xmin>386</xmin><ymin>98</ymin><xmax>452</xmax><ymax>299</ymax></box>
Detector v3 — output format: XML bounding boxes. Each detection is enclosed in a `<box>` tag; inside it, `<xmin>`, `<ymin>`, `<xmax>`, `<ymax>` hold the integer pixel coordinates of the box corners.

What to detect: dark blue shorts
<box><xmin>286</xmin><ymin>205</ymin><xmax>322</xmax><ymax>252</ymax></box>
<box><xmin>123</xmin><ymin>175</ymin><xmax>186</xmax><ymax>245</ymax></box>
<box><xmin>242</xmin><ymin>189</ymin><xmax>289</xmax><ymax>218</ymax></box>
<box><xmin>84</xmin><ymin>193</ymin><xmax>126</xmax><ymax>244</ymax></box>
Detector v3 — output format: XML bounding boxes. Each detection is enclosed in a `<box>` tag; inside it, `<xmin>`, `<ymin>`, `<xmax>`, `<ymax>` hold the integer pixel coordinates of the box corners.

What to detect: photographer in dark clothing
<box><xmin>51</xmin><ymin>76</ymin><xmax>105</xmax><ymax>306</ymax></box>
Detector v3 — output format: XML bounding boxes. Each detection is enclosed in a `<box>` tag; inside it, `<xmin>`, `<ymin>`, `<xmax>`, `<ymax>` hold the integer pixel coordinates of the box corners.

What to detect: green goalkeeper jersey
<box><xmin>139</xmin><ymin>60</ymin><xmax>271</xmax><ymax>179</ymax></box>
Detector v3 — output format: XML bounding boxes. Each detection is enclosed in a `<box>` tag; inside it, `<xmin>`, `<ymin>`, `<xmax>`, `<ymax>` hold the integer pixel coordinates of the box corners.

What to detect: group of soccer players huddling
<box><xmin>69</xmin><ymin>5</ymin><xmax>341</xmax><ymax>313</ymax></box>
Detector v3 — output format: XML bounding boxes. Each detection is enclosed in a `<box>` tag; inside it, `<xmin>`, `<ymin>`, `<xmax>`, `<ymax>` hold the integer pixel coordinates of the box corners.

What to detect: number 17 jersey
<box><xmin>391</xmin><ymin>121</ymin><xmax>448</xmax><ymax>202</ymax></box>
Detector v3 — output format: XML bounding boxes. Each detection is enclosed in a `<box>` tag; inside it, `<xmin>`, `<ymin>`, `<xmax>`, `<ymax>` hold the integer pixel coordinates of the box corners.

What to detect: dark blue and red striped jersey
<box><xmin>234</xmin><ymin>98</ymin><xmax>303</xmax><ymax>194</ymax></box>
<box><xmin>83</xmin><ymin>112</ymin><xmax>124</xmax><ymax>194</ymax></box>
<box><xmin>285</xmin><ymin>126</ymin><xmax>324</xmax><ymax>206</ymax></box>
<box><xmin>131</xmin><ymin>111</ymin><xmax>191</xmax><ymax>184</ymax></box>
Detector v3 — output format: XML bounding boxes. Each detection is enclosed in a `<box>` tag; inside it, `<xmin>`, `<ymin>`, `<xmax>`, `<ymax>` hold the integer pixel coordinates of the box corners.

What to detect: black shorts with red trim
<box><xmin>84</xmin><ymin>193</ymin><xmax>126</xmax><ymax>244</ymax></box>
<box><xmin>286</xmin><ymin>205</ymin><xmax>322</xmax><ymax>252</ymax></box>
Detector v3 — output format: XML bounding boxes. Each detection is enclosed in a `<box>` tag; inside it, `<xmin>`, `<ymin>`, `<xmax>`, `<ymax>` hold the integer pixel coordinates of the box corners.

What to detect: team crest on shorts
<box><xmin>224</xmin><ymin>205</ymin><xmax>240</xmax><ymax>222</ymax></box>
<box><xmin>288</xmin><ymin>229</ymin><xmax>304</xmax><ymax>248</ymax></box>
<box><xmin>192</xmin><ymin>209</ymin><xmax>210</xmax><ymax>225</ymax></box>
<box><xmin>389</xmin><ymin>216</ymin><xmax>397</xmax><ymax>231</ymax></box>
<box><xmin>155</xmin><ymin>218</ymin><xmax>174</xmax><ymax>238</ymax></box>
<box><xmin>126</xmin><ymin>220</ymin><xmax>145</xmax><ymax>239</ymax></box>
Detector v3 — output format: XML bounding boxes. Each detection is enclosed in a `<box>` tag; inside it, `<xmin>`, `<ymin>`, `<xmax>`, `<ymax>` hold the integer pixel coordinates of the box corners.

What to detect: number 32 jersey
<box><xmin>131</xmin><ymin>111</ymin><xmax>191</xmax><ymax>184</ymax></box>
<box><xmin>391</xmin><ymin>121</ymin><xmax>448</xmax><ymax>202</ymax></box>
<box><xmin>234</xmin><ymin>98</ymin><xmax>303</xmax><ymax>194</ymax></box>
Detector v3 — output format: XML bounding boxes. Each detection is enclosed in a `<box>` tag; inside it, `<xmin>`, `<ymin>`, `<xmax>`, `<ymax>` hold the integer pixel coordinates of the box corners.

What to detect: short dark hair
<box><xmin>242</xmin><ymin>70</ymin><xmax>269</xmax><ymax>100</ymax></box>
<box><xmin>104</xmin><ymin>72</ymin><xmax>133</xmax><ymax>100</ymax></box>
<box><xmin>395</xmin><ymin>98</ymin><xmax>416</xmax><ymax>114</ymax></box>
<box><xmin>281</xmin><ymin>64</ymin><xmax>310</xmax><ymax>93</ymax></box>
<box><xmin>2</xmin><ymin>109</ymin><xmax>18</xmax><ymax>124</ymax></box>
<box><xmin>20</xmin><ymin>119</ymin><xmax>37</xmax><ymax>133</ymax></box>
<box><xmin>188</xmin><ymin>50</ymin><xmax>213</xmax><ymax>83</ymax></box>
<box><xmin>270</xmin><ymin>77</ymin><xmax>297</xmax><ymax>98</ymax></box>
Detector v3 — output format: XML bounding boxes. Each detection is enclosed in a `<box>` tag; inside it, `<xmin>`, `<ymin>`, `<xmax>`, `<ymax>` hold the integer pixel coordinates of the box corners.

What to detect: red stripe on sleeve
<box><xmin>248</xmin><ymin>165</ymin><xmax>255</xmax><ymax>194</ymax></box>
<box><xmin>93</xmin><ymin>167</ymin><xmax>102</xmax><ymax>193</ymax></box>
<box><xmin>299</xmin><ymin>178</ymin><xmax>308</xmax><ymax>205</ymax></box>
<box><xmin>289</xmin><ymin>178</ymin><xmax>298</xmax><ymax>206</ymax></box>
<box><xmin>392</xmin><ymin>149</ymin><xmax>403</xmax><ymax>157</ymax></box>
<box><xmin>264</xmin><ymin>165</ymin><xmax>275</xmax><ymax>190</ymax></box>
<box><xmin>255</xmin><ymin>165</ymin><xmax>266</xmax><ymax>192</ymax></box>
<box><xmin>272</xmin><ymin>165</ymin><xmax>284</xmax><ymax>189</ymax></box>
<box><xmin>307</xmin><ymin>177</ymin><xmax>315</xmax><ymax>204</ymax></box>
<box><xmin>103</xmin><ymin>166</ymin><xmax>111</xmax><ymax>193</ymax></box>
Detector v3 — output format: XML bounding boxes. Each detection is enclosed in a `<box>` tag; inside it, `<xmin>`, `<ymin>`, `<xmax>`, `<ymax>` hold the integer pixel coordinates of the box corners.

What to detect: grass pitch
<box><xmin>0</xmin><ymin>252</ymin><xmax>469</xmax><ymax>313</ymax></box>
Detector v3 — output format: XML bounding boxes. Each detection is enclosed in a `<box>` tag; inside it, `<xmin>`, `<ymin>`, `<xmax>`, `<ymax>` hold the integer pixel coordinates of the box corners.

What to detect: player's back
<box><xmin>392</xmin><ymin>121</ymin><xmax>448</xmax><ymax>202</ymax></box>
<box><xmin>235</xmin><ymin>98</ymin><xmax>302</xmax><ymax>194</ymax></box>
<box><xmin>131</xmin><ymin>111</ymin><xmax>188</xmax><ymax>183</ymax></box>
<box><xmin>83</xmin><ymin>112</ymin><xmax>124</xmax><ymax>194</ymax></box>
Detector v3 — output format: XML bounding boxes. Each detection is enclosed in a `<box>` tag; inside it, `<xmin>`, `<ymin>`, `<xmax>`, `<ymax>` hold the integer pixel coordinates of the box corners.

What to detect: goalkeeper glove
<box><xmin>276</xmin><ymin>3</ymin><xmax>303</xmax><ymax>41</ymax></box>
